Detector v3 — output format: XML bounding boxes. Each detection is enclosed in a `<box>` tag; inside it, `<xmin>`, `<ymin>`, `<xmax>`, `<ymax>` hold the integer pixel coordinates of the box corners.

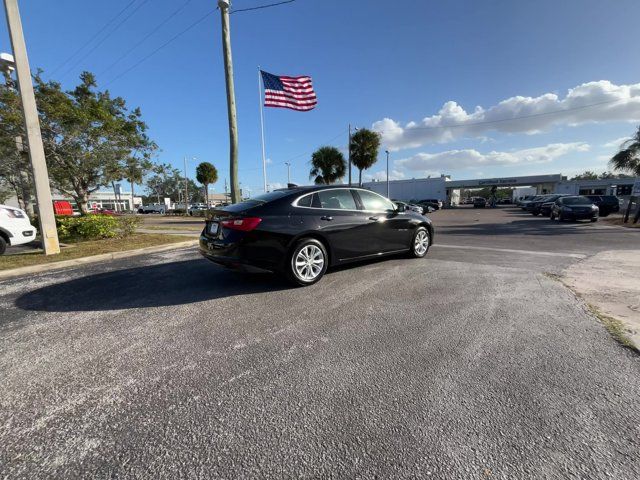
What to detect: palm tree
<box><xmin>309</xmin><ymin>146</ymin><xmax>346</xmax><ymax>184</ymax></box>
<box><xmin>196</xmin><ymin>162</ymin><xmax>218</xmax><ymax>206</ymax></box>
<box><xmin>350</xmin><ymin>128</ymin><xmax>381</xmax><ymax>186</ymax></box>
<box><xmin>610</xmin><ymin>125</ymin><xmax>640</xmax><ymax>176</ymax></box>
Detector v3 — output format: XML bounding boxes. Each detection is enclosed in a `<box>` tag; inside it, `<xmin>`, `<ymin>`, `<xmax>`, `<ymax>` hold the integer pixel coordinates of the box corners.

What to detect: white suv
<box><xmin>0</xmin><ymin>205</ymin><xmax>37</xmax><ymax>255</ymax></box>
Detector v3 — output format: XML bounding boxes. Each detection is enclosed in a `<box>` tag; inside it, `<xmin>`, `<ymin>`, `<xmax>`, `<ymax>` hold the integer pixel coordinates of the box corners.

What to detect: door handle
<box><xmin>368</xmin><ymin>216</ymin><xmax>379</xmax><ymax>221</ymax></box>
<box><xmin>320</xmin><ymin>215</ymin><xmax>333</xmax><ymax>221</ymax></box>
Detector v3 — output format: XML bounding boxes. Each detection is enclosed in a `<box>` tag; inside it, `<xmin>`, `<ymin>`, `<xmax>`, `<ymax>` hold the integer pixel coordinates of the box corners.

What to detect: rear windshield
<box><xmin>219</xmin><ymin>190</ymin><xmax>291</xmax><ymax>212</ymax></box>
<box><xmin>563</xmin><ymin>196</ymin><xmax>592</xmax><ymax>205</ymax></box>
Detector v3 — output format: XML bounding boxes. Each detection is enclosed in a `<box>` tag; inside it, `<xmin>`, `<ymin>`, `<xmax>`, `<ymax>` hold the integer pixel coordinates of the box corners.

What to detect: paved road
<box><xmin>1</xmin><ymin>208</ymin><xmax>639</xmax><ymax>478</ymax></box>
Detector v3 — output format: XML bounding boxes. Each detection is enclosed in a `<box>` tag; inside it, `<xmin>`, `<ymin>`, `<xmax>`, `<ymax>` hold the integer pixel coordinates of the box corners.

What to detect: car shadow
<box><xmin>14</xmin><ymin>259</ymin><xmax>290</xmax><ymax>313</ymax></box>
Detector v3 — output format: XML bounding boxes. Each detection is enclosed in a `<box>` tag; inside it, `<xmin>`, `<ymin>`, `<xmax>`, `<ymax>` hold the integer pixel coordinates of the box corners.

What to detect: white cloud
<box><xmin>602</xmin><ymin>137</ymin><xmax>630</xmax><ymax>149</ymax></box>
<box><xmin>373</xmin><ymin>80</ymin><xmax>640</xmax><ymax>151</ymax></box>
<box><xmin>395</xmin><ymin>142</ymin><xmax>590</xmax><ymax>172</ymax></box>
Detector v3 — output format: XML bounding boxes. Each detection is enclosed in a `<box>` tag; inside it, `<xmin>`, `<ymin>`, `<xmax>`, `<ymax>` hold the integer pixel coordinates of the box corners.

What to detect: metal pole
<box><xmin>4</xmin><ymin>0</ymin><xmax>59</xmax><ymax>254</ymax></box>
<box><xmin>385</xmin><ymin>150</ymin><xmax>390</xmax><ymax>198</ymax></box>
<box><xmin>258</xmin><ymin>67</ymin><xmax>267</xmax><ymax>193</ymax></box>
<box><xmin>285</xmin><ymin>162</ymin><xmax>291</xmax><ymax>184</ymax></box>
<box><xmin>348</xmin><ymin>124</ymin><xmax>352</xmax><ymax>186</ymax></box>
<box><xmin>218</xmin><ymin>0</ymin><xmax>240</xmax><ymax>203</ymax></box>
<box><xmin>183</xmin><ymin>156</ymin><xmax>188</xmax><ymax>214</ymax></box>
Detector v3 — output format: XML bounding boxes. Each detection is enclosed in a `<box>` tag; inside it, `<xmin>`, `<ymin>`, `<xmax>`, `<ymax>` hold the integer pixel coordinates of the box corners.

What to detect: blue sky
<box><xmin>2</xmin><ymin>0</ymin><xmax>640</xmax><ymax>195</ymax></box>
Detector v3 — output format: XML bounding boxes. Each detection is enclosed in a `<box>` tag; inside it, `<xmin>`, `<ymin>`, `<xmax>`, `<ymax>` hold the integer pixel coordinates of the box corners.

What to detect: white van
<box><xmin>0</xmin><ymin>205</ymin><xmax>37</xmax><ymax>255</ymax></box>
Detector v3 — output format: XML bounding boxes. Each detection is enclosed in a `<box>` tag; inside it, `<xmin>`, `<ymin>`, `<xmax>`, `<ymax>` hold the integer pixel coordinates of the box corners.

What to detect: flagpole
<box><xmin>258</xmin><ymin>66</ymin><xmax>267</xmax><ymax>193</ymax></box>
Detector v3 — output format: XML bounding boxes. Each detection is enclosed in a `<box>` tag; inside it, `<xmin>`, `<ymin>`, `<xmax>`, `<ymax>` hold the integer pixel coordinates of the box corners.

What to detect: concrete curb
<box><xmin>0</xmin><ymin>240</ymin><xmax>199</xmax><ymax>281</ymax></box>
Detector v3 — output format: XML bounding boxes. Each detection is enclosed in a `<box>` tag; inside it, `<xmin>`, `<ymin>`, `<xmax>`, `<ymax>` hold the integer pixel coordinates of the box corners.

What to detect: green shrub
<box><xmin>56</xmin><ymin>214</ymin><xmax>141</xmax><ymax>241</ymax></box>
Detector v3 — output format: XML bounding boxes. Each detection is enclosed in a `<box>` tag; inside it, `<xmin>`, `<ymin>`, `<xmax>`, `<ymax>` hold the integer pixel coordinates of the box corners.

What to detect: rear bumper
<box><xmin>199</xmin><ymin>235</ymin><xmax>279</xmax><ymax>273</ymax></box>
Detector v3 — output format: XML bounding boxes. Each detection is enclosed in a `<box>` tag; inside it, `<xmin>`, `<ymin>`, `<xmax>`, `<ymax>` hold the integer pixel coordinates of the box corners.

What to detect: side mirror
<box><xmin>395</xmin><ymin>203</ymin><xmax>406</xmax><ymax>212</ymax></box>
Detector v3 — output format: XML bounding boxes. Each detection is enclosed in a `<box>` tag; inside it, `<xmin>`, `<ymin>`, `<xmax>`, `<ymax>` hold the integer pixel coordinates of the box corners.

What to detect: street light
<box><xmin>285</xmin><ymin>162</ymin><xmax>291</xmax><ymax>185</ymax></box>
<box><xmin>385</xmin><ymin>150</ymin><xmax>390</xmax><ymax>198</ymax></box>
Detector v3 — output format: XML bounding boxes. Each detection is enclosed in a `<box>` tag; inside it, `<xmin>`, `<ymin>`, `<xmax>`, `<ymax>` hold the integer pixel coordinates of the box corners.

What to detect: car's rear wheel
<box><xmin>0</xmin><ymin>236</ymin><xmax>6</xmax><ymax>255</ymax></box>
<box><xmin>591</xmin><ymin>217</ymin><xmax>598</xmax><ymax>222</ymax></box>
<box><xmin>550</xmin><ymin>212</ymin><xmax>556</xmax><ymax>220</ymax></box>
<box><xmin>287</xmin><ymin>238</ymin><xmax>328</xmax><ymax>286</ymax></box>
<box><xmin>410</xmin><ymin>227</ymin><xmax>430</xmax><ymax>258</ymax></box>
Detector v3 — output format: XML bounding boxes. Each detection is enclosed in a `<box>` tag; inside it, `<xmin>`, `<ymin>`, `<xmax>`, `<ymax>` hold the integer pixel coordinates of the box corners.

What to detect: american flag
<box><xmin>260</xmin><ymin>70</ymin><xmax>317</xmax><ymax>111</ymax></box>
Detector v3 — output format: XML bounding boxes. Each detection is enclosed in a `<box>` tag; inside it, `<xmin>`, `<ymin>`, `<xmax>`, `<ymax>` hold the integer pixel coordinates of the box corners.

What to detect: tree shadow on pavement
<box><xmin>14</xmin><ymin>259</ymin><xmax>289</xmax><ymax>313</ymax></box>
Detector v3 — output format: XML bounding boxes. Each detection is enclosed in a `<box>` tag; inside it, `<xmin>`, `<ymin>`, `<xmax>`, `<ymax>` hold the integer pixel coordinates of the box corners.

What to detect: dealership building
<box><xmin>363</xmin><ymin>173</ymin><xmax>639</xmax><ymax>206</ymax></box>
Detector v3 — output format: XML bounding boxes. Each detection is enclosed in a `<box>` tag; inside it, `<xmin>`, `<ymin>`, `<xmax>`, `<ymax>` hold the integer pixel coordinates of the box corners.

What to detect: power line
<box><xmin>99</xmin><ymin>1</ymin><xmax>194</xmax><ymax>77</ymax></box>
<box><xmin>400</xmin><ymin>99</ymin><xmax>624</xmax><ymax>131</ymax></box>
<box><xmin>231</xmin><ymin>0</ymin><xmax>296</xmax><ymax>14</ymax></box>
<box><xmin>59</xmin><ymin>0</ymin><xmax>152</xmax><ymax>80</ymax></box>
<box><xmin>104</xmin><ymin>8</ymin><xmax>217</xmax><ymax>87</ymax></box>
<box><xmin>48</xmin><ymin>0</ymin><xmax>138</xmax><ymax>76</ymax></box>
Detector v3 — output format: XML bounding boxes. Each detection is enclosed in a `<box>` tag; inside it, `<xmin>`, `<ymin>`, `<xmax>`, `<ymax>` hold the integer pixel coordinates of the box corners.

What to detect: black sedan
<box><xmin>199</xmin><ymin>186</ymin><xmax>434</xmax><ymax>286</ymax></box>
<box><xmin>550</xmin><ymin>196</ymin><xmax>599</xmax><ymax>222</ymax></box>
<box><xmin>585</xmin><ymin>195</ymin><xmax>620</xmax><ymax>217</ymax></box>
<box><xmin>527</xmin><ymin>194</ymin><xmax>562</xmax><ymax>216</ymax></box>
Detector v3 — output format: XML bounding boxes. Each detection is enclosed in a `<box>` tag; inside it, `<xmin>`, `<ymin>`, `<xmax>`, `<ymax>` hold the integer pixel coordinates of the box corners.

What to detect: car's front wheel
<box><xmin>410</xmin><ymin>226</ymin><xmax>430</xmax><ymax>258</ymax></box>
<box><xmin>0</xmin><ymin>236</ymin><xmax>6</xmax><ymax>255</ymax></box>
<box><xmin>287</xmin><ymin>238</ymin><xmax>328</xmax><ymax>286</ymax></box>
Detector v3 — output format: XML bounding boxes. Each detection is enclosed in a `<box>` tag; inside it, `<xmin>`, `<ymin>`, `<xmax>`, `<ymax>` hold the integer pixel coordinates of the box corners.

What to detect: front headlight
<box><xmin>592</xmin><ymin>205</ymin><xmax>599</xmax><ymax>211</ymax></box>
<box><xmin>0</xmin><ymin>207</ymin><xmax>25</xmax><ymax>218</ymax></box>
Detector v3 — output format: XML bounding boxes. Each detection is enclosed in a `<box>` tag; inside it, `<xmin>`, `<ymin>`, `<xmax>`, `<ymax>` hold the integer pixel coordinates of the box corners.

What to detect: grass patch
<box><xmin>587</xmin><ymin>305</ymin><xmax>638</xmax><ymax>352</ymax></box>
<box><xmin>600</xmin><ymin>216</ymin><xmax>640</xmax><ymax>228</ymax></box>
<box><xmin>0</xmin><ymin>234</ymin><xmax>190</xmax><ymax>271</ymax></box>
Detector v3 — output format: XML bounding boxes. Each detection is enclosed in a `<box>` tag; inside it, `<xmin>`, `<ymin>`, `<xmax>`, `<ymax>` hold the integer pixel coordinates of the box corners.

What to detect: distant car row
<box><xmin>518</xmin><ymin>194</ymin><xmax>620</xmax><ymax>217</ymax></box>
<box><xmin>517</xmin><ymin>193</ymin><xmax>620</xmax><ymax>221</ymax></box>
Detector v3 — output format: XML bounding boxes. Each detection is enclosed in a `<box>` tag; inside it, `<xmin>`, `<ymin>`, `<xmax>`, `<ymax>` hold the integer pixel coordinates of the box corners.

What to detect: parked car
<box><xmin>585</xmin><ymin>195</ymin><xmax>620</xmax><ymax>217</ymax></box>
<box><xmin>138</xmin><ymin>204</ymin><xmax>166</xmax><ymax>214</ymax></box>
<box><xmin>473</xmin><ymin>197</ymin><xmax>487</xmax><ymax>208</ymax></box>
<box><xmin>550</xmin><ymin>196</ymin><xmax>599</xmax><ymax>222</ymax></box>
<box><xmin>189</xmin><ymin>204</ymin><xmax>208</xmax><ymax>216</ymax></box>
<box><xmin>199</xmin><ymin>186</ymin><xmax>434</xmax><ymax>286</ymax></box>
<box><xmin>417</xmin><ymin>198</ymin><xmax>443</xmax><ymax>210</ymax></box>
<box><xmin>392</xmin><ymin>200</ymin><xmax>423</xmax><ymax>215</ymax></box>
<box><xmin>0</xmin><ymin>205</ymin><xmax>37</xmax><ymax>255</ymax></box>
<box><xmin>526</xmin><ymin>194</ymin><xmax>566</xmax><ymax>216</ymax></box>
<box><xmin>537</xmin><ymin>194</ymin><xmax>570</xmax><ymax>217</ymax></box>
<box><xmin>518</xmin><ymin>195</ymin><xmax>538</xmax><ymax>210</ymax></box>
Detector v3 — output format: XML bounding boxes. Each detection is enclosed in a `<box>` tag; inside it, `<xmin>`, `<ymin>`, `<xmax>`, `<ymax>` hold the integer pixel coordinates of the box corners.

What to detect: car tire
<box><xmin>0</xmin><ymin>236</ymin><xmax>6</xmax><ymax>255</ymax></box>
<box><xmin>287</xmin><ymin>238</ymin><xmax>328</xmax><ymax>287</ymax></box>
<box><xmin>409</xmin><ymin>226</ymin><xmax>430</xmax><ymax>258</ymax></box>
<box><xmin>550</xmin><ymin>212</ymin><xmax>556</xmax><ymax>220</ymax></box>
<box><xmin>591</xmin><ymin>218</ymin><xmax>598</xmax><ymax>222</ymax></box>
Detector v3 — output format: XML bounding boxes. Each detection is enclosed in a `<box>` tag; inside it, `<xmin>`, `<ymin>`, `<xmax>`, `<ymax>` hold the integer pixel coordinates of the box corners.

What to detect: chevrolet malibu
<box><xmin>550</xmin><ymin>196</ymin><xmax>599</xmax><ymax>222</ymax></box>
<box><xmin>199</xmin><ymin>186</ymin><xmax>434</xmax><ymax>286</ymax></box>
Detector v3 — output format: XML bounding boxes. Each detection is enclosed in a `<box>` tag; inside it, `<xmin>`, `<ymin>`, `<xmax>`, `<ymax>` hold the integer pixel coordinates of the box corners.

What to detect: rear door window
<box><xmin>316</xmin><ymin>189</ymin><xmax>357</xmax><ymax>210</ymax></box>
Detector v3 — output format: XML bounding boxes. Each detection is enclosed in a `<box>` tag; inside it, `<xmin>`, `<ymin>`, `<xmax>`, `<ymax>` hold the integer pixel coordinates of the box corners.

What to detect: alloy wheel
<box><xmin>294</xmin><ymin>244</ymin><xmax>325</xmax><ymax>281</ymax></box>
<box><xmin>414</xmin><ymin>230</ymin><xmax>429</xmax><ymax>256</ymax></box>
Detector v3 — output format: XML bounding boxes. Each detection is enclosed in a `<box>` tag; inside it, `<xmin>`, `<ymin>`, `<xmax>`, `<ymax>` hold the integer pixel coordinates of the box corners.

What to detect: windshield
<box><xmin>563</xmin><ymin>196</ymin><xmax>593</xmax><ymax>205</ymax></box>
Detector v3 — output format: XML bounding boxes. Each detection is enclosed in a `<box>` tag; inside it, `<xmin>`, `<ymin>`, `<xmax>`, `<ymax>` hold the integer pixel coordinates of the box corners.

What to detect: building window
<box><xmin>616</xmin><ymin>185</ymin><xmax>632</xmax><ymax>196</ymax></box>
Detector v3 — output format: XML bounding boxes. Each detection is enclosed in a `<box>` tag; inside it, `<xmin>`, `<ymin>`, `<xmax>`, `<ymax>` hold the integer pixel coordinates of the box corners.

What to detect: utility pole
<box><xmin>3</xmin><ymin>0</ymin><xmax>59</xmax><ymax>254</ymax></box>
<box><xmin>224</xmin><ymin>178</ymin><xmax>228</xmax><ymax>202</ymax></box>
<box><xmin>348</xmin><ymin>124</ymin><xmax>352</xmax><ymax>186</ymax></box>
<box><xmin>285</xmin><ymin>162</ymin><xmax>291</xmax><ymax>185</ymax></box>
<box><xmin>218</xmin><ymin>0</ymin><xmax>240</xmax><ymax>203</ymax></box>
<box><xmin>385</xmin><ymin>150</ymin><xmax>390</xmax><ymax>198</ymax></box>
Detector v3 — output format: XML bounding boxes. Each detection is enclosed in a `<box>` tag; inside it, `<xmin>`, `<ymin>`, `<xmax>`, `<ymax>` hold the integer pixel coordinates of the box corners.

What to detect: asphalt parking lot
<box><xmin>1</xmin><ymin>207</ymin><xmax>639</xmax><ymax>479</ymax></box>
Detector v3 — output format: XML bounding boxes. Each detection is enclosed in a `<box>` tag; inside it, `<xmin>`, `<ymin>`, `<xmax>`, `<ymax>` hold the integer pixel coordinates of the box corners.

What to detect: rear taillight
<box><xmin>220</xmin><ymin>217</ymin><xmax>262</xmax><ymax>232</ymax></box>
